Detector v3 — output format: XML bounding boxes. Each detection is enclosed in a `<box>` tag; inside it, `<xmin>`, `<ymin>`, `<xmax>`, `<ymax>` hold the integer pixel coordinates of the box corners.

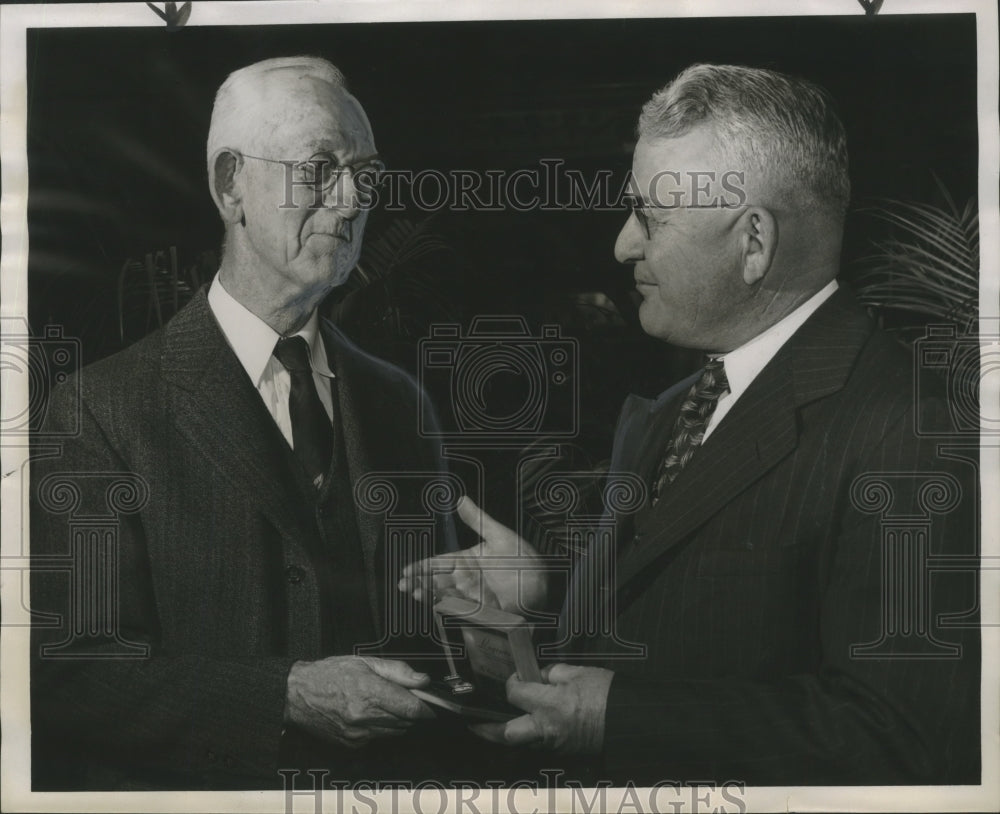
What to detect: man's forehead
<box><xmin>628</xmin><ymin>128</ymin><xmax>754</xmax><ymax>208</ymax></box>
<box><xmin>255</xmin><ymin>73</ymin><xmax>373</xmax><ymax>150</ymax></box>
<box><xmin>633</xmin><ymin>128</ymin><xmax>724</xmax><ymax>175</ymax></box>
<box><xmin>255</xmin><ymin>71</ymin><xmax>355</xmax><ymax>115</ymax></box>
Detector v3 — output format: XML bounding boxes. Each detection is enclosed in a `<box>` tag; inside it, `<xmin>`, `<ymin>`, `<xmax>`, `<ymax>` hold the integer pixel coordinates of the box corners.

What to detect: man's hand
<box><xmin>284</xmin><ymin>656</ymin><xmax>434</xmax><ymax>748</ymax></box>
<box><xmin>397</xmin><ymin>496</ymin><xmax>547</xmax><ymax>614</ymax></box>
<box><xmin>469</xmin><ymin>664</ymin><xmax>614</xmax><ymax>754</ymax></box>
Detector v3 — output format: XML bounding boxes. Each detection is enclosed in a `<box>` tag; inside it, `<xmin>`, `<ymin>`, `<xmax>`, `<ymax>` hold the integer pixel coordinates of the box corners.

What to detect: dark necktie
<box><xmin>651</xmin><ymin>358</ymin><xmax>729</xmax><ymax>505</ymax></box>
<box><xmin>272</xmin><ymin>336</ymin><xmax>333</xmax><ymax>491</ymax></box>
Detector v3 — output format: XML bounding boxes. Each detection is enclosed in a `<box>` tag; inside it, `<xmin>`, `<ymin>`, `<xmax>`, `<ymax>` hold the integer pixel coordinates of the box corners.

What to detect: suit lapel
<box><xmin>161</xmin><ymin>289</ymin><xmax>314</xmax><ymax>548</ymax></box>
<box><xmin>607</xmin><ymin>375</ymin><xmax>698</xmax><ymax>540</ymax></box>
<box><xmin>614</xmin><ymin>287</ymin><xmax>875</xmax><ymax>591</ymax></box>
<box><xmin>614</xmin><ymin>377</ymin><xmax>798</xmax><ymax>589</ymax></box>
<box><xmin>610</xmin><ymin>375</ymin><xmax>700</xmax><ymax>477</ymax></box>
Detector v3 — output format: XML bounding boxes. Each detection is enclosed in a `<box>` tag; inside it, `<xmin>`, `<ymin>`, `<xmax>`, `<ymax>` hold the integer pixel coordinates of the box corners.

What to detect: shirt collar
<box><xmin>207</xmin><ymin>274</ymin><xmax>334</xmax><ymax>386</ymax></box>
<box><xmin>295</xmin><ymin>308</ymin><xmax>335</xmax><ymax>379</ymax></box>
<box><xmin>714</xmin><ymin>279</ymin><xmax>839</xmax><ymax>400</ymax></box>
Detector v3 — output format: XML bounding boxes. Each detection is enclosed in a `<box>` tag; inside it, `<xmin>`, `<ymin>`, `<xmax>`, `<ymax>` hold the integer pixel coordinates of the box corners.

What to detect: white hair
<box><xmin>639</xmin><ymin>63</ymin><xmax>850</xmax><ymax>219</ymax></box>
<box><xmin>206</xmin><ymin>56</ymin><xmax>347</xmax><ymax>167</ymax></box>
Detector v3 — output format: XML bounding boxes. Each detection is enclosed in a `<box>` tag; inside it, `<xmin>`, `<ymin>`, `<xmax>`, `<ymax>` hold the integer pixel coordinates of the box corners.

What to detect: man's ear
<box><xmin>209</xmin><ymin>148</ymin><xmax>244</xmax><ymax>225</ymax></box>
<box><xmin>740</xmin><ymin>206</ymin><xmax>777</xmax><ymax>286</ymax></box>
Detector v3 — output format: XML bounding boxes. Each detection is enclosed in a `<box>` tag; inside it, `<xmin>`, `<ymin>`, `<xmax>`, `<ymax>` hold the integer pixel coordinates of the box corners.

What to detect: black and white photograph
<box><xmin>1</xmin><ymin>1</ymin><xmax>997</xmax><ymax>812</ymax></box>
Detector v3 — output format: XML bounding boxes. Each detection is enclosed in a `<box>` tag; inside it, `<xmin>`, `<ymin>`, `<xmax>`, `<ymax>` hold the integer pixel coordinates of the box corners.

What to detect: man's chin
<box><xmin>290</xmin><ymin>260</ymin><xmax>352</xmax><ymax>296</ymax></box>
<box><xmin>305</xmin><ymin>244</ymin><xmax>357</xmax><ymax>271</ymax></box>
<box><xmin>637</xmin><ymin>305</ymin><xmax>669</xmax><ymax>341</ymax></box>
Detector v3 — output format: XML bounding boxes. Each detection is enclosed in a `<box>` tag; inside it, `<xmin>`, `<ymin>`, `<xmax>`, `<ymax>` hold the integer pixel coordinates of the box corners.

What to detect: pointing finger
<box><xmin>456</xmin><ymin>496</ymin><xmax>519</xmax><ymax>549</ymax></box>
<box><xmin>400</xmin><ymin>553</ymin><xmax>459</xmax><ymax>581</ymax></box>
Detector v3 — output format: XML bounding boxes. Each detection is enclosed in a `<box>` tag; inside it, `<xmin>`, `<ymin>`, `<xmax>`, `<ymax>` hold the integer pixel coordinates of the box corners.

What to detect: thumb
<box><xmin>362</xmin><ymin>658</ymin><xmax>430</xmax><ymax>688</ymax></box>
<box><xmin>541</xmin><ymin>663</ymin><xmax>575</xmax><ymax>684</ymax></box>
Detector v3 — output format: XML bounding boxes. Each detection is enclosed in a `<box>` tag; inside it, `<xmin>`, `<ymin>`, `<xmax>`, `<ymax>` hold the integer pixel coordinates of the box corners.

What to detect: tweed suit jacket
<box><xmin>589</xmin><ymin>288</ymin><xmax>980</xmax><ymax>785</ymax></box>
<box><xmin>30</xmin><ymin>288</ymin><xmax>456</xmax><ymax>789</ymax></box>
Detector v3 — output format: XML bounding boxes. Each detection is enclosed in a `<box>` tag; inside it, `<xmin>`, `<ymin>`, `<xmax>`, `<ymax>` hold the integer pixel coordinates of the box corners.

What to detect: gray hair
<box><xmin>638</xmin><ymin>63</ymin><xmax>850</xmax><ymax>218</ymax></box>
<box><xmin>206</xmin><ymin>56</ymin><xmax>347</xmax><ymax>165</ymax></box>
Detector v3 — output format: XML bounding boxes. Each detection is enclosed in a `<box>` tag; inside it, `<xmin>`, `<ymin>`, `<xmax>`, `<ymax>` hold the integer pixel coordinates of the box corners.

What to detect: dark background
<box><xmin>25</xmin><ymin>13</ymin><xmax>980</xmax><ymax>501</ymax></box>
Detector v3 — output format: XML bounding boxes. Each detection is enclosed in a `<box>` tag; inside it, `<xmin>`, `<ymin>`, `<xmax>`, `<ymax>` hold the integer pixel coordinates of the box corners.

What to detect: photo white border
<box><xmin>2</xmin><ymin>1</ymin><xmax>997</xmax><ymax>812</ymax></box>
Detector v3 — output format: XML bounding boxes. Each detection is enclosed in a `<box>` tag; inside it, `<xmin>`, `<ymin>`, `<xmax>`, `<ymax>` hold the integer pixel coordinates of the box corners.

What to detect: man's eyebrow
<box><xmin>306</xmin><ymin>141</ymin><xmax>345</xmax><ymax>156</ymax></box>
<box><xmin>633</xmin><ymin>197</ymin><xmax>678</xmax><ymax>214</ymax></box>
<box><xmin>307</xmin><ymin>142</ymin><xmax>378</xmax><ymax>161</ymax></box>
<box><xmin>302</xmin><ymin>131</ymin><xmax>351</xmax><ymax>152</ymax></box>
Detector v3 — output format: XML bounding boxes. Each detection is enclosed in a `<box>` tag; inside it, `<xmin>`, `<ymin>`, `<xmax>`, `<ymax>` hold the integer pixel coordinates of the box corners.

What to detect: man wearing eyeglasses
<box><xmin>31</xmin><ymin>56</ymin><xmax>453</xmax><ymax>789</ymax></box>
<box><xmin>401</xmin><ymin>63</ymin><xmax>979</xmax><ymax>785</ymax></box>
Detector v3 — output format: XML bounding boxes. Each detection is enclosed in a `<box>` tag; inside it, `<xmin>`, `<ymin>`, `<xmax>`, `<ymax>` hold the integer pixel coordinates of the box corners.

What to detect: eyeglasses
<box><xmin>241</xmin><ymin>151</ymin><xmax>386</xmax><ymax>192</ymax></box>
<box><xmin>624</xmin><ymin>195</ymin><xmax>749</xmax><ymax>239</ymax></box>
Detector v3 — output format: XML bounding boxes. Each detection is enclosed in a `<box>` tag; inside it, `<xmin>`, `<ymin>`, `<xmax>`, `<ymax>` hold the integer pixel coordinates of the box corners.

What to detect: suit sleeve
<box><xmin>31</xmin><ymin>382</ymin><xmax>295</xmax><ymax>788</ymax></box>
<box><xmin>600</xmin><ymin>398</ymin><xmax>980</xmax><ymax>785</ymax></box>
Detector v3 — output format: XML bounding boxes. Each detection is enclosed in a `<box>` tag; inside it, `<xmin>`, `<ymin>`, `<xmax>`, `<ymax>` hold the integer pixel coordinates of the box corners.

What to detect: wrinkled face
<box><xmin>614</xmin><ymin>127</ymin><xmax>750</xmax><ymax>351</ymax></box>
<box><xmin>240</xmin><ymin>75</ymin><xmax>375</xmax><ymax>300</ymax></box>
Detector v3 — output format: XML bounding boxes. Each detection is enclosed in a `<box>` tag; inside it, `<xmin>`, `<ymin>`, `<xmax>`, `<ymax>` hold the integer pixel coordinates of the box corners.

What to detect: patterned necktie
<box><xmin>650</xmin><ymin>358</ymin><xmax>729</xmax><ymax>505</ymax></box>
<box><xmin>272</xmin><ymin>336</ymin><xmax>333</xmax><ymax>491</ymax></box>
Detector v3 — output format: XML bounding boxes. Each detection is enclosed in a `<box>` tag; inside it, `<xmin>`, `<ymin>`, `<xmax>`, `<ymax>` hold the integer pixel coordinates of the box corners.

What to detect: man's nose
<box><xmin>614</xmin><ymin>213</ymin><xmax>645</xmax><ymax>264</ymax></box>
<box><xmin>323</xmin><ymin>172</ymin><xmax>362</xmax><ymax>220</ymax></box>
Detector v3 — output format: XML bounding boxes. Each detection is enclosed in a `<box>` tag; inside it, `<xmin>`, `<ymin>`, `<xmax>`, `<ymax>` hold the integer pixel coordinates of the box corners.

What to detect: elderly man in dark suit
<box><xmin>402</xmin><ymin>63</ymin><xmax>980</xmax><ymax>785</ymax></box>
<box><xmin>31</xmin><ymin>56</ymin><xmax>455</xmax><ymax>790</ymax></box>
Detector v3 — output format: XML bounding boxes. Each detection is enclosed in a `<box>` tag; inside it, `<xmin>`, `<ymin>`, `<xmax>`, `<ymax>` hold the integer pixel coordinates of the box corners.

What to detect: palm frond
<box><xmin>854</xmin><ymin>188</ymin><xmax>979</xmax><ymax>333</ymax></box>
<box><xmin>357</xmin><ymin>216</ymin><xmax>454</xmax><ymax>282</ymax></box>
<box><xmin>330</xmin><ymin>215</ymin><xmax>463</xmax><ymax>342</ymax></box>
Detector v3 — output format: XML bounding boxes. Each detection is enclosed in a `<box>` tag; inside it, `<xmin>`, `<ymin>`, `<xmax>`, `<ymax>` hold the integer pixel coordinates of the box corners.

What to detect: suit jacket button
<box><xmin>286</xmin><ymin>565</ymin><xmax>304</xmax><ymax>584</ymax></box>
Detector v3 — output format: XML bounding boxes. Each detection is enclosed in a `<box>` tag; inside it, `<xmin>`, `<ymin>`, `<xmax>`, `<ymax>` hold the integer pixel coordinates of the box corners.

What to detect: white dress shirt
<box><xmin>703</xmin><ymin>280</ymin><xmax>838</xmax><ymax>441</ymax></box>
<box><xmin>207</xmin><ymin>274</ymin><xmax>335</xmax><ymax>450</ymax></box>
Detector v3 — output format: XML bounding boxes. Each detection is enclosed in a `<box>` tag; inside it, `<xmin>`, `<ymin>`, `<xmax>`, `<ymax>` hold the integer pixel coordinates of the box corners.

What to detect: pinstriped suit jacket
<box><xmin>593</xmin><ymin>287</ymin><xmax>980</xmax><ymax>785</ymax></box>
<box><xmin>30</xmin><ymin>289</ymin><xmax>456</xmax><ymax>789</ymax></box>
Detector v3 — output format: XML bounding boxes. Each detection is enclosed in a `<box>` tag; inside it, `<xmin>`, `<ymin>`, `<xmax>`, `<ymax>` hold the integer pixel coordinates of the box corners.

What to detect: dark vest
<box><xmin>280</xmin><ymin>375</ymin><xmax>376</xmax><ymax>657</ymax></box>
